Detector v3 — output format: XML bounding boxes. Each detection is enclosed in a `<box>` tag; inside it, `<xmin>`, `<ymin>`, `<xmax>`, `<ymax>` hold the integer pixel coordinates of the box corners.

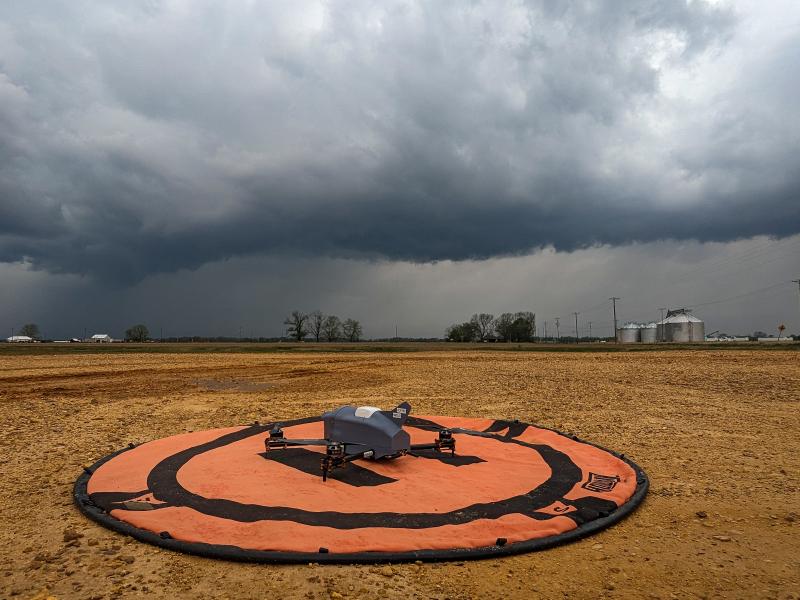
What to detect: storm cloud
<box><xmin>1</xmin><ymin>1</ymin><xmax>798</xmax><ymax>283</ymax></box>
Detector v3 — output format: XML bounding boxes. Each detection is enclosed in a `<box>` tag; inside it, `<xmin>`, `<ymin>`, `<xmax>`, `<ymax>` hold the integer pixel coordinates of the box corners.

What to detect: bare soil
<box><xmin>0</xmin><ymin>350</ymin><xmax>798</xmax><ymax>600</ymax></box>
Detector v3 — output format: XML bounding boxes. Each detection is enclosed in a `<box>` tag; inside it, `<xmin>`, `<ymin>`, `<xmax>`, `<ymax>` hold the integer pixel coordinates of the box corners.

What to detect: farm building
<box><xmin>657</xmin><ymin>309</ymin><xmax>705</xmax><ymax>343</ymax></box>
<box><xmin>640</xmin><ymin>322</ymin><xmax>658</xmax><ymax>344</ymax></box>
<box><xmin>617</xmin><ymin>322</ymin><xmax>641</xmax><ymax>343</ymax></box>
<box><xmin>616</xmin><ymin>310</ymin><xmax>706</xmax><ymax>343</ymax></box>
<box><xmin>5</xmin><ymin>335</ymin><xmax>34</xmax><ymax>343</ymax></box>
<box><xmin>89</xmin><ymin>334</ymin><xmax>113</xmax><ymax>343</ymax></box>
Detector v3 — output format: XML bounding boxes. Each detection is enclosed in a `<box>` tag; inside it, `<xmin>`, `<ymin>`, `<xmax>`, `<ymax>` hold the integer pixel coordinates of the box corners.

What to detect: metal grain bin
<box><xmin>640</xmin><ymin>322</ymin><xmax>658</xmax><ymax>344</ymax></box>
<box><xmin>658</xmin><ymin>309</ymin><xmax>705</xmax><ymax>342</ymax></box>
<box><xmin>617</xmin><ymin>322</ymin><xmax>641</xmax><ymax>343</ymax></box>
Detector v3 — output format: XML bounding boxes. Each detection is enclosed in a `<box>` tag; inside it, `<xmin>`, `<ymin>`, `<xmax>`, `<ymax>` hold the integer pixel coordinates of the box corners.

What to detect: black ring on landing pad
<box><xmin>73</xmin><ymin>417</ymin><xmax>649</xmax><ymax>563</ymax></box>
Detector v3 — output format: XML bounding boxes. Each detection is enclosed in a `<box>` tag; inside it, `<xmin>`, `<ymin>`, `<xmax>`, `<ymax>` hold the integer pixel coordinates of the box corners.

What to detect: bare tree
<box><xmin>309</xmin><ymin>310</ymin><xmax>325</xmax><ymax>342</ymax></box>
<box><xmin>283</xmin><ymin>310</ymin><xmax>309</xmax><ymax>341</ymax></box>
<box><xmin>470</xmin><ymin>313</ymin><xmax>495</xmax><ymax>341</ymax></box>
<box><xmin>322</xmin><ymin>315</ymin><xmax>341</xmax><ymax>342</ymax></box>
<box><xmin>342</xmin><ymin>318</ymin><xmax>362</xmax><ymax>342</ymax></box>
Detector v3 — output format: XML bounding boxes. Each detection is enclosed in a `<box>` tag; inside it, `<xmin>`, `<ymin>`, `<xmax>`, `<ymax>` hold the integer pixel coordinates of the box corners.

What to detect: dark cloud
<box><xmin>3</xmin><ymin>235</ymin><xmax>799</xmax><ymax>340</ymax></box>
<box><xmin>0</xmin><ymin>1</ymin><xmax>798</xmax><ymax>284</ymax></box>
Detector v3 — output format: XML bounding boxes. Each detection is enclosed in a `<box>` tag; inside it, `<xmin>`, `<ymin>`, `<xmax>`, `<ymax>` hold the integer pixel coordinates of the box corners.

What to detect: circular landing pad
<box><xmin>74</xmin><ymin>416</ymin><xmax>648</xmax><ymax>562</ymax></box>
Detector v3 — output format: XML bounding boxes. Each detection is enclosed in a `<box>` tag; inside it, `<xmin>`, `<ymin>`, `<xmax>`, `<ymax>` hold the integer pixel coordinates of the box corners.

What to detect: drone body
<box><xmin>265</xmin><ymin>401</ymin><xmax>455</xmax><ymax>480</ymax></box>
<box><xmin>323</xmin><ymin>403</ymin><xmax>411</xmax><ymax>459</ymax></box>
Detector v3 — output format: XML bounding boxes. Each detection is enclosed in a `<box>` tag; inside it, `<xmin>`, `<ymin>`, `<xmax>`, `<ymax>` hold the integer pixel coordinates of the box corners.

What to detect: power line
<box><xmin>618</xmin><ymin>235</ymin><xmax>800</xmax><ymax>311</ymax></box>
<box><xmin>574</xmin><ymin>299</ymin><xmax>610</xmax><ymax>316</ymax></box>
<box><xmin>688</xmin><ymin>239</ymin><xmax>800</xmax><ymax>290</ymax></box>
<box><xmin>616</xmin><ymin>279</ymin><xmax>796</xmax><ymax>324</ymax></box>
<box><xmin>689</xmin><ymin>281</ymin><xmax>793</xmax><ymax>309</ymax></box>
<box><xmin>687</xmin><ymin>237</ymin><xmax>800</xmax><ymax>278</ymax></box>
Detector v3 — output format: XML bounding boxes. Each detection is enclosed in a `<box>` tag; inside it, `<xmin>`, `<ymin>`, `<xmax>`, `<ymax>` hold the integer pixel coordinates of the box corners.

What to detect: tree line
<box><xmin>446</xmin><ymin>312</ymin><xmax>536</xmax><ymax>342</ymax></box>
<box><xmin>123</xmin><ymin>313</ymin><xmax>365</xmax><ymax>342</ymax></box>
<box><xmin>284</xmin><ymin>310</ymin><xmax>363</xmax><ymax>342</ymax></box>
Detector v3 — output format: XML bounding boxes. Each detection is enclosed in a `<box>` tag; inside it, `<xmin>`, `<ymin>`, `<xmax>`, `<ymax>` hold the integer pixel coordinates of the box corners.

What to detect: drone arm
<box><xmin>409</xmin><ymin>429</ymin><xmax>456</xmax><ymax>455</ymax></box>
<box><xmin>409</xmin><ymin>442</ymin><xmax>438</xmax><ymax>451</ymax></box>
<box><xmin>265</xmin><ymin>438</ymin><xmax>328</xmax><ymax>451</ymax></box>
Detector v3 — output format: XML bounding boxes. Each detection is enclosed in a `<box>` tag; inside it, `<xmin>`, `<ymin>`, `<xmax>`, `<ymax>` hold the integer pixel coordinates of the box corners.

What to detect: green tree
<box><xmin>495</xmin><ymin>312</ymin><xmax>535</xmax><ymax>342</ymax></box>
<box><xmin>510</xmin><ymin>312</ymin><xmax>536</xmax><ymax>342</ymax></box>
<box><xmin>125</xmin><ymin>324</ymin><xmax>150</xmax><ymax>342</ymax></box>
<box><xmin>446</xmin><ymin>321</ymin><xmax>479</xmax><ymax>342</ymax></box>
<box><xmin>284</xmin><ymin>311</ymin><xmax>309</xmax><ymax>341</ymax></box>
<box><xmin>19</xmin><ymin>323</ymin><xmax>40</xmax><ymax>339</ymax></box>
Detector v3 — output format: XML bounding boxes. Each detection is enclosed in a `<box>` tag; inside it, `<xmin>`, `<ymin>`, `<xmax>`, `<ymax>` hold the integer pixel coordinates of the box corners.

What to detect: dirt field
<box><xmin>1</xmin><ymin>349</ymin><xmax>798</xmax><ymax>599</ymax></box>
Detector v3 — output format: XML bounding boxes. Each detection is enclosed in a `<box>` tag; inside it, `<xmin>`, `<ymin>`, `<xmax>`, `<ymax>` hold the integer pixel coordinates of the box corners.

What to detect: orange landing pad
<box><xmin>74</xmin><ymin>415</ymin><xmax>647</xmax><ymax>562</ymax></box>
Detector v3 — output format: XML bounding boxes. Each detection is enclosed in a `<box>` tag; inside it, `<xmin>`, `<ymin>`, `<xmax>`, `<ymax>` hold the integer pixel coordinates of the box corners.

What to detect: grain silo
<box><xmin>657</xmin><ymin>309</ymin><xmax>705</xmax><ymax>342</ymax></box>
<box><xmin>617</xmin><ymin>322</ymin><xmax>641</xmax><ymax>343</ymax></box>
<box><xmin>640</xmin><ymin>322</ymin><xmax>658</xmax><ymax>344</ymax></box>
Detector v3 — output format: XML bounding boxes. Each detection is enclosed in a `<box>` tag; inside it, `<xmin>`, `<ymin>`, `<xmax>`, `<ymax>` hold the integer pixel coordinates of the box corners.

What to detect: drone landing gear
<box><xmin>320</xmin><ymin>443</ymin><xmax>375</xmax><ymax>482</ymax></box>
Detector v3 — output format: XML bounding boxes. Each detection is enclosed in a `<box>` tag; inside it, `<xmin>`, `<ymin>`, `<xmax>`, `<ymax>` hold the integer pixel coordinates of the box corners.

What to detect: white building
<box><xmin>90</xmin><ymin>334</ymin><xmax>113</xmax><ymax>343</ymax></box>
<box><xmin>5</xmin><ymin>335</ymin><xmax>34</xmax><ymax>343</ymax></box>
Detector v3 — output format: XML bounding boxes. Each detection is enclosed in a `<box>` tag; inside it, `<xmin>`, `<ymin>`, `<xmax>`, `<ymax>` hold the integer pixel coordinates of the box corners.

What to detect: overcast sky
<box><xmin>1</xmin><ymin>1</ymin><xmax>798</xmax><ymax>339</ymax></box>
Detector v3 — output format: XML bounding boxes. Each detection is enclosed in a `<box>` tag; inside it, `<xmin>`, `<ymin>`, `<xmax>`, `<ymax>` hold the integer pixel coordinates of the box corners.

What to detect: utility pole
<box><xmin>588</xmin><ymin>321</ymin><xmax>592</xmax><ymax>340</ymax></box>
<box><xmin>793</xmin><ymin>280</ymin><xmax>800</xmax><ymax>333</ymax></box>
<box><xmin>395</xmin><ymin>324</ymin><xmax>398</xmax><ymax>341</ymax></box>
<box><xmin>573</xmin><ymin>312</ymin><xmax>579</xmax><ymax>343</ymax></box>
<box><xmin>610</xmin><ymin>297</ymin><xmax>620</xmax><ymax>343</ymax></box>
<box><xmin>555</xmin><ymin>317</ymin><xmax>560</xmax><ymax>342</ymax></box>
<box><xmin>544</xmin><ymin>321</ymin><xmax>548</xmax><ymax>341</ymax></box>
<box><xmin>239</xmin><ymin>326</ymin><xmax>243</xmax><ymax>342</ymax></box>
<box><xmin>658</xmin><ymin>307</ymin><xmax>667</xmax><ymax>342</ymax></box>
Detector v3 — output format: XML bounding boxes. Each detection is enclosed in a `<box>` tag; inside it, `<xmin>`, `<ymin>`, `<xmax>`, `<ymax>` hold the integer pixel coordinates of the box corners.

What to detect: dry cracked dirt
<box><xmin>0</xmin><ymin>348</ymin><xmax>798</xmax><ymax>599</ymax></box>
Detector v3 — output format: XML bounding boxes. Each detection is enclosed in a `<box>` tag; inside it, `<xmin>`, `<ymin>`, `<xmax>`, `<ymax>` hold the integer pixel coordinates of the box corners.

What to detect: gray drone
<box><xmin>264</xmin><ymin>402</ymin><xmax>455</xmax><ymax>481</ymax></box>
